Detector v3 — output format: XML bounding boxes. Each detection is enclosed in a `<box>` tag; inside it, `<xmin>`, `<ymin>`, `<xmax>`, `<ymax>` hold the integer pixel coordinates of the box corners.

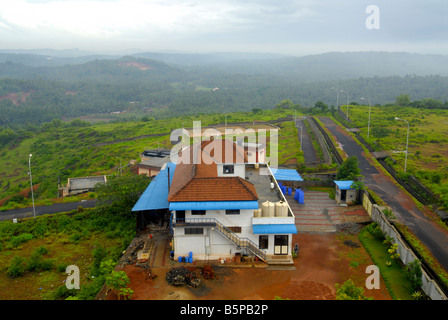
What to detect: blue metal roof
<box><xmin>169</xmin><ymin>201</ymin><xmax>259</xmax><ymax>211</ymax></box>
<box><xmin>252</xmin><ymin>224</ymin><xmax>298</xmax><ymax>234</ymax></box>
<box><xmin>272</xmin><ymin>168</ymin><xmax>303</xmax><ymax>182</ymax></box>
<box><xmin>132</xmin><ymin>162</ymin><xmax>176</xmax><ymax>212</ymax></box>
<box><xmin>334</xmin><ymin>180</ymin><xmax>355</xmax><ymax>190</ymax></box>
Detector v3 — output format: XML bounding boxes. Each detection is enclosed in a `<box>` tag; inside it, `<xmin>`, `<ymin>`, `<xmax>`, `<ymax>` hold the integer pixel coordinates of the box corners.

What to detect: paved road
<box><xmin>0</xmin><ymin>200</ymin><xmax>97</xmax><ymax>221</ymax></box>
<box><xmin>296</xmin><ymin>118</ymin><xmax>319</xmax><ymax>164</ymax></box>
<box><xmin>318</xmin><ymin>116</ymin><xmax>448</xmax><ymax>272</ymax></box>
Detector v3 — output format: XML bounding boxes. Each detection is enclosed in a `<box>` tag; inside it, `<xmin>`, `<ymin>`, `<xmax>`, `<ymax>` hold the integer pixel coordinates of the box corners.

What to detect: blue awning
<box><xmin>169</xmin><ymin>201</ymin><xmax>259</xmax><ymax>211</ymax></box>
<box><xmin>272</xmin><ymin>168</ymin><xmax>303</xmax><ymax>182</ymax></box>
<box><xmin>252</xmin><ymin>224</ymin><xmax>298</xmax><ymax>234</ymax></box>
<box><xmin>334</xmin><ymin>180</ymin><xmax>355</xmax><ymax>190</ymax></box>
<box><xmin>132</xmin><ymin>162</ymin><xmax>176</xmax><ymax>212</ymax></box>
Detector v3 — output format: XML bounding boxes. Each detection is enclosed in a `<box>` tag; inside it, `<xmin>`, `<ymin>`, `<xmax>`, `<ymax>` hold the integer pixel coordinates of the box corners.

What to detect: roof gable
<box><xmin>167</xmin><ymin>139</ymin><xmax>257</xmax><ymax>202</ymax></box>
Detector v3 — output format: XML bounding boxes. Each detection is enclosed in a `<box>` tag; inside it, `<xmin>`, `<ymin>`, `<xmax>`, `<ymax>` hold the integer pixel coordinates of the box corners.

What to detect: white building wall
<box><xmin>216</xmin><ymin>163</ymin><xmax>245</xmax><ymax>178</ymax></box>
<box><xmin>173</xmin><ymin>208</ymin><xmax>258</xmax><ymax>260</ymax></box>
<box><xmin>173</xmin><ymin>209</ymin><xmax>296</xmax><ymax>260</ymax></box>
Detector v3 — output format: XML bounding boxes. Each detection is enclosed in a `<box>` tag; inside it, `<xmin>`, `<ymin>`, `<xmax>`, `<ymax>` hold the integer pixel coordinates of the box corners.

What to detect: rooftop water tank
<box><xmin>262</xmin><ymin>201</ymin><xmax>270</xmax><ymax>217</ymax></box>
<box><xmin>268</xmin><ymin>201</ymin><xmax>275</xmax><ymax>217</ymax></box>
<box><xmin>276</xmin><ymin>201</ymin><xmax>288</xmax><ymax>217</ymax></box>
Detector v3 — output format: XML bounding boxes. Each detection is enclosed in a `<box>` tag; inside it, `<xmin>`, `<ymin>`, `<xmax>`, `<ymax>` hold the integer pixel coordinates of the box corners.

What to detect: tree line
<box><xmin>1</xmin><ymin>55</ymin><xmax>448</xmax><ymax>127</ymax></box>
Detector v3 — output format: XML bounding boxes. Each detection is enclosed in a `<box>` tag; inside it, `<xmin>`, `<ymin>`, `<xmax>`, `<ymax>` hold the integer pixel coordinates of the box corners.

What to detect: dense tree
<box><xmin>94</xmin><ymin>174</ymin><xmax>151</xmax><ymax>214</ymax></box>
<box><xmin>336</xmin><ymin>156</ymin><xmax>362</xmax><ymax>181</ymax></box>
<box><xmin>314</xmin><ymin>101</ymin><xmax>328</xmax><ymax>112</ymax></box>
<box><xmin>396</xmin><ymin>94</ymin><xmax>411</xmax><ymax>107</ymax></box>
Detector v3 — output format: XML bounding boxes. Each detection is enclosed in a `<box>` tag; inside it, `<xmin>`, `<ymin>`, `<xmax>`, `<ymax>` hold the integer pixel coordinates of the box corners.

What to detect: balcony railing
<box><xmin>171</xmin><ymin>217</ymin><xmax>266</xmax><ymax>262</ymax></box>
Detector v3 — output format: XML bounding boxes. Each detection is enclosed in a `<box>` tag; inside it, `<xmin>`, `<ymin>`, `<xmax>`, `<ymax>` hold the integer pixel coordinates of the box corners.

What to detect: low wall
<box><xmin>305</xmin><ymin>116</ymin><xmax>332</xmax><ymax>165</ymax></box>
<box><xmin>362</xmin><ymin>193</ymin><xmax>447</xmax><ymax>300</ymax></box>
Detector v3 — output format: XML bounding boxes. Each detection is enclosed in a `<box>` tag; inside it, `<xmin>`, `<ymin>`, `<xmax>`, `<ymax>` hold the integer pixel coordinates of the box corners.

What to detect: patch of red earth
<box><xmin>0</xmin><ymin>184</ymin><xmax>40</xmax><ymax>206</ymax></box>
<box><xmin>0</xmin><ymin>91</ymin><xmax>33</xmax><ymax>105</ymax></box>
<box><xmin>118</xmin><ymin>62</ymin><xmax>152</xmax><ymax>71</ymax></box>
<box><xmin>339</xmin><ymin>208</ymin><xmax>369</xmax><ymax>217</ymax></box>
<box><xmin>102</xmin><ymin>233</ymin><xmax>391</xmax><ymax>301</ymax></box>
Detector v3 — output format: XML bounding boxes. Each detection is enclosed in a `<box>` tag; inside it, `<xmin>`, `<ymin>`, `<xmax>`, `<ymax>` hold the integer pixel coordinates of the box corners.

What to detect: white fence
<box><xmin>363</xmin><ymin>193</ymin><xmax>447</xmax><ymax>300</ymax></box>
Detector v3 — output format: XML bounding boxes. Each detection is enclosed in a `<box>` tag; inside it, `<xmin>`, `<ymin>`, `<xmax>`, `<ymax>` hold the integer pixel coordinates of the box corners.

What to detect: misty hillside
<box><xmin>0</xmin><ymin>50</ymin><xmax>447</xmax><ymax>125</ymax></box>
<box><xmin>1</xmin><ymin>51</ymin><xmax>448</xmax><ymax>80</ymax></box>
<box><xmin>186</xmin><ymin>51</ymin><xmax>448</xmax><ymax>81</ymax></box>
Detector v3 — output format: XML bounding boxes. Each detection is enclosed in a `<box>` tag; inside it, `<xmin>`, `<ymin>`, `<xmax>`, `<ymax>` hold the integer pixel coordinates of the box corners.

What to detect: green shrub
<box><xmin>365</xmin><ymin>222</ymin><xmax>385</xmax><ymax>241</ymax></box>
<box><xmin>8</xmin><ymin>233</ymin><xmax>33</xmax><ymax>248</ymax></box>
<box><xmin>57</xmin><ymin>215</ymin><xmax>72</xmax><ymax>232</ymax></box>
<box><xmin>405</xmin><ymin>260</ymin><xmax>423</xmax><ymax>292</ymax></box>
<box><xmin>90</xmin><ymin>245</ymin><xmax>108</xmax><ymax>277</ymax></box>
<box><xmin>34</xmin><ymin>245</ymin><xmax>48</xmax><ymax>256</ymax></box>
<box><xmin>335</xmin><ymin>279</ymin><xmax>373</xmax><ymax>300</ymax></box>
<box><xmin>7</xmin><ymin>255</ymin><xmax>26</xmax><ymax>278</ymax></box>
<box><xmin>53</xmin><ymin>284</ymin><xmax>76</xmax><ymax>300</ymax></box>
<box><xmin>26</xmin><ymin>246</ymin><xmax>53</xmax><ymax>272</ymax></box>
<box><xmin>57</xmin><ymin>262</ymin><xmax>68</xmax><ymax>273</ymax></box>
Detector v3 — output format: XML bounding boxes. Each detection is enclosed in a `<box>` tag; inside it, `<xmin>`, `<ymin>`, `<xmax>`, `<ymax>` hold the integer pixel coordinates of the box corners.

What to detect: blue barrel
<box><xmin>288</xmin><ymin>187</ymin><xmax>292</xmax><ymax>195</ymax></box>
<box><xmin>189</xmin><ymin>257</ymin><xmax>193</xmax><ymax>263</ymax></box>
<box><xmin>298</xmin><ymin>190</ymin><xmax>305</xmax><ymax>204</ymax></box>
<box><xmin>178</xmin><ymin>256</ymin><xmax>182</xmax><ymax>262</ymax></box>
<box><xmin>189</xmin><ymin>251</ymin><xmax>193</xmax><ymax>258</ymax></box>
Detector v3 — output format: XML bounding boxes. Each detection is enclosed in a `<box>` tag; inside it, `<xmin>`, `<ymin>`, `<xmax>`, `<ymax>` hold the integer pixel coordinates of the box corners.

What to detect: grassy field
<box><xmin>0</xmin><ymin>108</ymin><xmax>301</xmax><ymax>208</ymax></box>
<box><xmin>341</xmin><ymin>105</ymin><xmax>448</xmax><ymax>210</ymax></box>
<box><xmin>358</xmin><ymin>223</ymin><xmax>415</xmax><ymax>300</ymax></box>
<box><xmin>0</xmin><ymin>208</ymin><xmax>134</xmax><ymax>300</ymax></box>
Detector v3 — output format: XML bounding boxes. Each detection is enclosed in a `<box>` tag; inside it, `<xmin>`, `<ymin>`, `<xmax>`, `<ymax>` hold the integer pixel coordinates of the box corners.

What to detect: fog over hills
<box><xmin>1</xmin><ymin>50</ymin><xmax>447</xmax><ymax>80</ymax></box>
<box><xmin>0</xmin><ymin>50</ymin><xmax>447</xmax><ymax>125</ymax></box>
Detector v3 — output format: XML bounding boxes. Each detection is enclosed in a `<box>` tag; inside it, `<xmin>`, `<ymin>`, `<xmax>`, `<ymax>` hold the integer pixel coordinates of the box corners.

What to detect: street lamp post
<box><xmin>295</xmin><ymin>114</ymin><xmax>303</xmax><ymax>151</ymax></box>
<box><xmin>395</xmin><ymin>117</ymin><xmax>409</xmax><ymax>173</ymax></box>
<box><xmin>28</xmin><ymin>154</ymin><xmax>36</xmax><ymax>219</ymax></box>
<box><xmin>361</xmin><ymin>97</ymin><xmax>372</xmax><ymax>139</ymax></box>
<box><xmin>346</xmin><ymin>92</ymin><xmax>350</xmax><ymax>120</ymax></box>
<box><xmin>340</xmin><ymin>90</ymin><xmax>349</xmax><ymax>120</ymax></box>
<box><xmin>331</xmin><ymin>87</ymin><xmax>343</xmax><ymax>111</ymax></box>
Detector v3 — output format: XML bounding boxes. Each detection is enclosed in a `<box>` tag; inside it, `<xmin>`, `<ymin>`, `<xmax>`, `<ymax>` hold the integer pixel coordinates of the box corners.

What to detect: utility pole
<box><xmin>28</xmin><ymin>154</ymin><xmax>36</xmax><ymax>219</ymax></box>
<box><xmin>395</xmin><ymin>117</ymin><xmax>409</xmax><ymax>173</ymax></box>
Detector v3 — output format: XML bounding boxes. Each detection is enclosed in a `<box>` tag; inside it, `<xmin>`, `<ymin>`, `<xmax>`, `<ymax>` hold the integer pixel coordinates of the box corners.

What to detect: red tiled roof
<box><xmin>167</xmin><ymin>139</ymin><xmax>258</xmax><ymax>202</ymax></box>
<box><xmin>168</xmin><ymin>177</ymin><xmax>258</xmax><ymax>202</ymax></box>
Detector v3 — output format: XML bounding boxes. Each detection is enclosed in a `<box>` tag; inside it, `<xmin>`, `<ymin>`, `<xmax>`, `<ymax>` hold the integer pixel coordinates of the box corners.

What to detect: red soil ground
<box><xmin>101</xmin><ymin>231</ymin><xmax>391</xmax><ymax>301</ymax></box>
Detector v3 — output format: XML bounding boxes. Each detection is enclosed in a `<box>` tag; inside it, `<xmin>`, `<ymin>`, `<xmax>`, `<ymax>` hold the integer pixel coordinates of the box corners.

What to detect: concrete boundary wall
<box><xmin>363</xmin><ymin>193</ymin><xmax>447</xmax><ymax>300</ymax></box>
<box><xmin>304</xmin><ymin>116</ymin><xmax>332</xmax><ymax>165</ymax></box>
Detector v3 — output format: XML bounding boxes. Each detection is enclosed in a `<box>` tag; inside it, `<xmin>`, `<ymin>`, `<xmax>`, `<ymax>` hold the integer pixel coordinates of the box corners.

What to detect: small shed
<box><xmin>334</xmin><ymin>180</ymin><xmax>357</xmax><ymax>205</ymax></box>
<box><xmin>61</xmin><ymin>175</ymin><xmax>107</xmax><ymax>196</ymax></box>
<box><xmin>136</xmin><ymin>156</ymin><xmax>171</xmax><ymax>177</ymax></box>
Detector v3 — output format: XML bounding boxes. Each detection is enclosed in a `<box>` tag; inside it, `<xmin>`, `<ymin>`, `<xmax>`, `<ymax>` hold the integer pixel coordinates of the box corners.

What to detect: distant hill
<box><xmin>186</xmin><ymin>51</ymin><xmax>448</xmax><ymax>81</ymax></box>
<box><xmin>131</xmin><ymin>51</ymin><xmax>286</xmax><ymax>66</ymax></box>
<box><xmin>1</xmin><ymin>50</ymin><xmax>447</xmax><ymax>81</ymax></box>
<box><xmin>0</xmin><ymin>50</ymin><xmax>447</xmax><ymax>125</ymax></box>
<box><xmin>0</xmin><ymin>56</ymin><xmax>185</xmax><ymax>82</ymax></box>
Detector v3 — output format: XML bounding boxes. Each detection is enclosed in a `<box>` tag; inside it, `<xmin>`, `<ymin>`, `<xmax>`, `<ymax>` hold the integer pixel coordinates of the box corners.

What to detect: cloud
<box><xmin>0</xmin><ymin>0</ymin><xmax>446</xmax><ymax>54</ymax></box>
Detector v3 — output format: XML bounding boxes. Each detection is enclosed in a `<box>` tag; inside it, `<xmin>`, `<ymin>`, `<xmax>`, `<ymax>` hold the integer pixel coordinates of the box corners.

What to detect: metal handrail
<box><xmin>172</xmin><ymin>217</ymin><xmax>267</xmax><ymax>261</ymax></box>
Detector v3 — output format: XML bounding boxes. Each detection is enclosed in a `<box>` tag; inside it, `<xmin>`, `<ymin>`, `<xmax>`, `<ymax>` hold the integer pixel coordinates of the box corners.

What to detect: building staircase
<box><xmin>286</xmin><ymin>190</ymin><xmax>341</xmax><ymax>233</ymax></box>
<box><xmin>172</xmin><ymin>217</ymin><xmax>267</xmax><ymax>263</ymax></box>
<box><xmin>213</xmin><ymin>219</ymin><xmax>267</xmax><ymax>262</ymax></box>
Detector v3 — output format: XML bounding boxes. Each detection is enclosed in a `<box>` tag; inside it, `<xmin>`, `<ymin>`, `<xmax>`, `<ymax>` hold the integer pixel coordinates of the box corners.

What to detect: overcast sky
<box><xmin>0</xmin><ymin>0</ymin><xmax>447</xmax><ymax>56</ymax></box>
